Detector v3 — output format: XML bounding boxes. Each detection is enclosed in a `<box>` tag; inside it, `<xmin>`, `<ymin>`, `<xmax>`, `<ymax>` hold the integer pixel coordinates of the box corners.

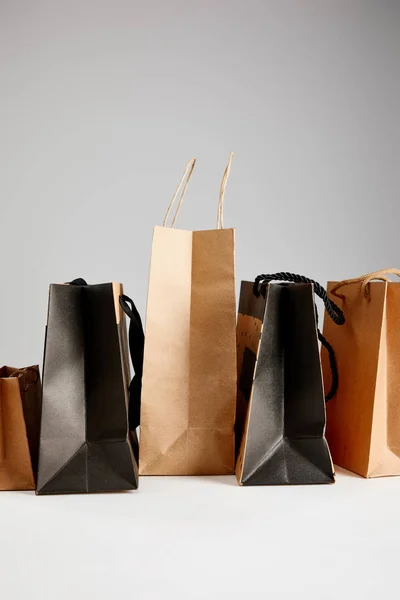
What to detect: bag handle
<box><xmin>253</xmin><ymin>272</ymin><xmax>345</xmax><ymax>401</ymax></box>
<box><xmin>254</xmin><ymin>273</ymin><xmax>345</xmax><ymax>325</ymax></box>
<box><xmin>68</xmin><ymin>278</ymin><xmax>88</xmax><ymax>286</ymax></box>
<box><xmin>162</xmin><ymin>152</ymin><xmax>235</xmax><ymax>229</ymax></box>
<box><xmin>330</xmin><ymin>268</ymin><xmax>400</xmax><ymax>301</ymax></box>
<box><xmin>119</xmin><ymin>294</ymin><xmax>145</xmax><ymax>430</ymax></box>
<box><xmin>163</xmin><ymin>158</ymin><xmax>196</xmax><ymax>228</ymax></box>
<box><xmin>8</xmin><ymin>367</ymin><xmax>40</xmax><ymax>388</ymax></box>
<box><xmin>216</xmin><ymin>152</ymin><xmax>234</xmax><ymax>229</ymax></box>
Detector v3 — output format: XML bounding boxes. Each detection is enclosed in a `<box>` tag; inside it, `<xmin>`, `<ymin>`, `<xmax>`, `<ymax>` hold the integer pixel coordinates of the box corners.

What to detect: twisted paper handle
<box><xmin>8</xmin><ymin>366</ymin><xmax>39</xmax><ymax>383</ymax></box>
<box><xmin>163</xmin><ymin>158</ymin><xmax>196</xmax><ymax>228</ymax></box>
<box><xmin>163</xmin><ymin>152</ymin><xmax>234</xmax><ymax>229</ymax></box>
<box><xmin>216</xmin><ymin>152</ymin><xmax>234</xmax><ymax>229</ymax></box>
<box><xmin>330</xmin><ymin>268</ymin><xmax>400</xmax><ymax>301</ymax></box>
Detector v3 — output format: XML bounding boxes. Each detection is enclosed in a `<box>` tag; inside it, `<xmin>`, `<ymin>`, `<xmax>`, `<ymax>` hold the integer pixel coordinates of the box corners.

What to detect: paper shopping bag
<box><xmin>37</xmin><ymin>279</ymin><xmax>144</xmax><ymax>494</ymax></box>
<box><xmin>235</xmin><ymin>273</ymin><xmax>345</xmax><ymax>485</ymax></box>
<box><xmin>0</xmin><ymin>365</ymin><xmax>41</xmax><ymax>490</ymax></box>
<box><xmin>322</xmin><ymin>268</ymin><xmax>400</xmax><ymax>478</ymax></box>
<box><xmin>139</xmin><ymin>155</ymin><xmax>237</xmax><ymax>475</ymax></box>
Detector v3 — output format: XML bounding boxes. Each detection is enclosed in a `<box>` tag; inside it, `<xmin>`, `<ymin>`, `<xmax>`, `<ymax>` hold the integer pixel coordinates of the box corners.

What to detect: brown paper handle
<box><xmin>216</xmin><ymin>152</ymin><xmax>234</xmax><ymax>230</ymax></box>
<box><xmin>163</xmin><ymin>158</ymin><xmax>196</xmax><ymax>228</ymax></box>
<box><xmin>8</xmin><ymin>367</ymin><xmax>39</xmax><ymax>385</ymax></box>
<box><xmin>330</xmin><ymin>268</ymin><xmax>400</xmax><ymax>301</ymax></box>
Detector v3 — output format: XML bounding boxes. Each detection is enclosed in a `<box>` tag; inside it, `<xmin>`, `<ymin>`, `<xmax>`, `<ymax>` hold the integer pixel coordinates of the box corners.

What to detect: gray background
<box><xmin>1</xmin><ymin>0</ymin><xmax>399</xmax><ymax>367</ymax></box>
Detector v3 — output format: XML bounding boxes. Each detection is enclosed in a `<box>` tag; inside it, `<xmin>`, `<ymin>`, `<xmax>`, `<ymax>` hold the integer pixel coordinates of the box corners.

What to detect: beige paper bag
<box><xmin>321</xmin><ymin>268</ymin><xmax>400</xmax><ymax>478</ymax></box>
<box><xmin>139</xmin><ymin>155</ymin><xmax>237</xmax><ymax>475</ymax></box>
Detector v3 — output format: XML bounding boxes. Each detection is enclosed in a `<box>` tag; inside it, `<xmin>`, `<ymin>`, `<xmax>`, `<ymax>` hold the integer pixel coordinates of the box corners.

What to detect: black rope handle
<box><xmin>119</xmin><ymin>294</ymin><xmax>145</xmax><ymax>430</ymax></box>
<box><xmin>68</xmin><ymin>278</ymin><xmax>88</xmax><ymax>286</ymax></box>
<box><xmin>318</xmin><ymin>330</ymin><xmax>338</xmax><ymax>401</ymax></box>
<box><xmin>253</xmin><ymin>272</ymin><xmax>345</xmax><ymax>401</ymax></box>
<box><xmin>254</xmin><ymin>272</ymin><xmax>345</xmax><ymax>325</ymax></box>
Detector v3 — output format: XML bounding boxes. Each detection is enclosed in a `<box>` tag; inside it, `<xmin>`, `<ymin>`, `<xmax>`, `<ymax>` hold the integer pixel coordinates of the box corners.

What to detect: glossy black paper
<box><xmin>236</xmin><ymin>281</ymin><xmax>334</xmax><ymax>485</ymax></box>
<box><xmin>36</xmin><ymin>283</ymin><xmax>138</xmax><ymax>494</ymax></box>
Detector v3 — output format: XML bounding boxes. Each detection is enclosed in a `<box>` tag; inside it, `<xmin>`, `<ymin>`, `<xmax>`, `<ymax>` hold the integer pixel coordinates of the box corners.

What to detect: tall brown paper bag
<box><xmin>139</xmin><ymin>155</ymin><xmax>237</xmax><ymax>475</ymax></box>
<box><xmin>321</xmin><ymin>268</ymin><xmax>400</xmax><ymax>478</ymax></box>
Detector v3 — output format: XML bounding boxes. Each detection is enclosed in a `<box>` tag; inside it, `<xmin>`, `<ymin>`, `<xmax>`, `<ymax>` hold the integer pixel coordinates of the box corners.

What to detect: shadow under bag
<box><xmin>37</xmin><ymin>279</ymin><xmax>143</xmax><ymax>495</ymax></box>
<box><xmin>235</xmin><ymin>274</ymin><xmax>345</xmax><ymax>486</ymax></box>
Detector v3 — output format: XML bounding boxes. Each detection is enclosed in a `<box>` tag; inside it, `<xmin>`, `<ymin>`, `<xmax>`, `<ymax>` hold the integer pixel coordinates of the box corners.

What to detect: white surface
<box><xmin>0</xmin><ymin>469</ymin><xmax>399</xmax><ymax>599</ymax></box>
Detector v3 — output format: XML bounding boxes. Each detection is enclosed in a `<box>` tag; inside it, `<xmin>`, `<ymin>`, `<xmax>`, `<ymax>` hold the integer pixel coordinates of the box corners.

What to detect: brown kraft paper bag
<box><xmin>139</xmin><ymin>154</ymin><xmax>237</xmax><ymax>475</ymax></box>
<box><xmin>0</xmin><ymin>365</ymin><xmax>42</xmax><ymax>490</ymax></box>
<box><xmin>321</xmin><ymin>268</ymin><xmax>400</xmax><ymax>478</ymax></box>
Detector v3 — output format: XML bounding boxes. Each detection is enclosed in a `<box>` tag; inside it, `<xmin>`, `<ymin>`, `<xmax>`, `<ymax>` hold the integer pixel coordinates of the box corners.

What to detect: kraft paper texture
<box><xmin>0</xmin><ymin>366</ymin><xmax>41</xmax><ymax>491</ymax></box>
<box><xmin>322</xmin><ymin>280</ymin><xmax>400</xmax><ymax>478</ymax></box>
<box><xmin>139</xmin><ymin>226</ymin><xmax>237</xmax><ymax>475</ymax></box>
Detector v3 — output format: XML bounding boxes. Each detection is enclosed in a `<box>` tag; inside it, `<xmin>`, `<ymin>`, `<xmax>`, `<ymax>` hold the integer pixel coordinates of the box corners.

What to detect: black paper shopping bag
<box><xmin>235</xmin><ymin>273</ymin><xmax>345</xmax><ymax>486</ymax></box>
<box><xmin>36</xmin><ymin>279</ymin><xmax>144</xmax><ymax>495</ymax></box>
